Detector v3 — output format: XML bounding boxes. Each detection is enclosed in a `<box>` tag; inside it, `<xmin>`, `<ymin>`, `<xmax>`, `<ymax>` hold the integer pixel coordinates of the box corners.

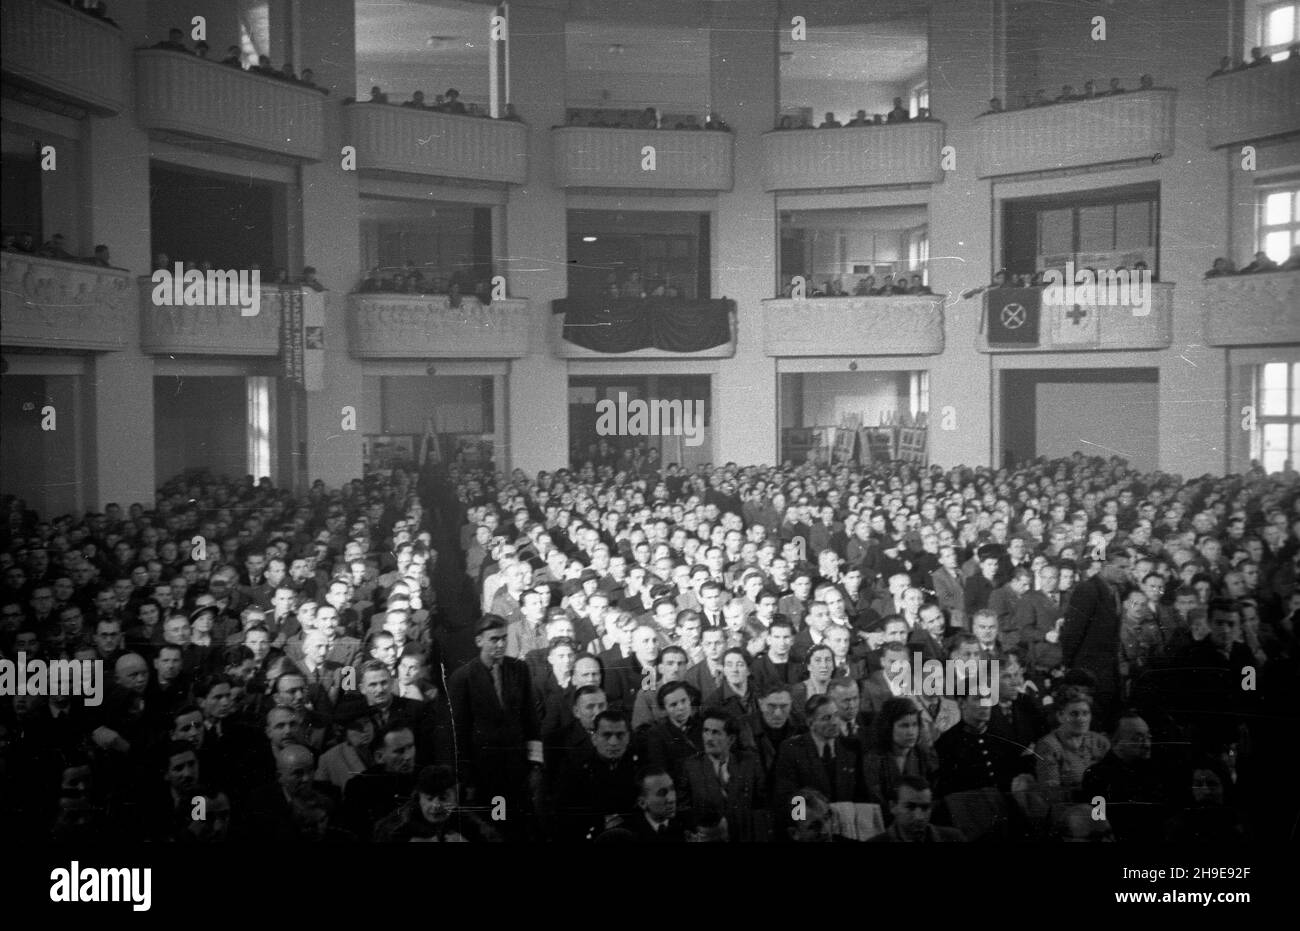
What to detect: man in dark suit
<box><xmin>1060</xmin><ymin>552</ymin><xmax>1128</xmax><ymax>725</ymax></box>
<box><xmin>446</xmin><ymin>615</ymin><xmax>543</xmax><ymax>836</ymax></box>
<box><xmin>626</xmin><ymin>768</ymin><xmax>686</xmax><ymax>842</ymax></box>
<box><xmin>245</xmin><ymin>743</ymin><xmax>316</xmax><ymax>842</ymax></box>
<box><xmin>679</xmin><ymin>709</ymin><xmax>763</xmax><ymax>837</ymax></box>
<box><xmin>750</xmin><ymin>619</ymin><xmax>804</xmax><ymax>694</ymax></box>
<box><xmin>868</xmin><ymin>777</ymin><xmax>966</xmax><ymax>842</ymax></box>
<box><xmin>772</xmin><ymin>694</ymin><xmax>870</xmax><ymax>808</ymax></box>
<box><xmin>555</xmin><ymin>709</ymin><xmax>640</xmax><ymax>841</ymax></box>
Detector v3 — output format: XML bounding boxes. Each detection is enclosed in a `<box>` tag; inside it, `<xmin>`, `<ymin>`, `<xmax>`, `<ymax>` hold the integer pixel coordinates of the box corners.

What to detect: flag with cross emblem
<box><xmin>986</xmin><ymin>288</ymin><xmax>1040</xmax><ymax>346</ymax></box>
<box><xmin>1052</xmin><ymin>300</ymin><xmax>1101</xmax><ymax>345</ymax></box>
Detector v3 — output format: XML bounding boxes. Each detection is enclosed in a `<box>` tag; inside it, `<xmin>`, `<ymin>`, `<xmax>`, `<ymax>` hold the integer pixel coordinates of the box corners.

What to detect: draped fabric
<box><xmin>554</xmin><ymin>297</ymin><xmax>734</xmax><ymax>353</ymax></box>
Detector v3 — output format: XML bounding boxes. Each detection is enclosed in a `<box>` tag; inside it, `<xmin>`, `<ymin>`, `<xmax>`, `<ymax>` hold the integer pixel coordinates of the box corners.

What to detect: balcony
<box><xmin>1</xmin><ymin>0</ymin><xmax>125</xmax><ymax>115</ymax></box>
<box><xmin>348</xmin><ymin>294</ymin><xmax>531</xmax><ymax>359</ymax></box>
<box><xmin>1199</xmin><ymin>271</ymin><xmax>1300</xmax><ymax>346</ymax></box>
<box><xmin>134</xmin><ymin>50</ymin><xmax>324</xmax><ymax>161</ymax></box>
<box><xmin>761</xmin><ymin>122</ymin><xmax>945</xmax><ymax>191</ymax></box>
<box><xmin>551</xmin><ymin>297</ymin><xmax>736</xmax><ymax>358</ymax></box>
<box><xmin>1205</xmin><ymin>65</ymin><xmax>1300</xmax><ymax>148</ymax></box>
<box><xmin>343</xmin><ymin>103</ymin><xmax>527</xmax><ymax>185</ymax></box>
<box><xmin>552</xmin><ymin>127</ymin><xmax>733</xmax><ymax>192</ymax></box>
<box><xmin>978</xmin><ymin>283</ymin><xmax>1174</xmax><ymax>352</ymax></box>
<box><xmin>0</xmin><ymin>253</ymin><xmax>130</xmax><ymax>351</ymax></box>
<box><xmin>762</xmin><ymin>296</ymin><xmax>945</xmax><ymax>356</ymax></box>
<box><xmin>139</xmin><ymin>280</ymin><xmax>283</xmax><ymax>356</ymax></box>
<box><xmin>973</xmin><ymin>89</ymin><xmax>1175</xmax><ymax>178</ymax></box>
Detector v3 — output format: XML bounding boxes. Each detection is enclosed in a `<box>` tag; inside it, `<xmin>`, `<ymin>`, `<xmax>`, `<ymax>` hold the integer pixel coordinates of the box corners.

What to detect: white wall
<box><xmin>797</xmin><ymin>371</ymin><xmax>910</xmax><ymax>426</ymax></box>
<box><xmin>1036</xmin><ymin>380</ymin><xmax>1159</xmax><ymax>470</ymax></box>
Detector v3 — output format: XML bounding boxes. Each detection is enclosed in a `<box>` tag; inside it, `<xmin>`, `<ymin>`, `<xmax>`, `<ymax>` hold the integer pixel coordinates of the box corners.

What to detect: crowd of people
<box><xmin>148</xmin><ymin>27</ymin><xmax>327</xmax><ymax>92</ymax></box>
<box><xmin>353</xmin><ymin>86</ymin><xmax>517</xmax><ymax>121</ymax></box>
<box><xmin>563</xmin><ymin>108</ymin><xmax>730</xmax><ymax>131</ymax></box>
<box><xmin>354</xmin><ymin>265</ymin><xmax>495</xmax><ymax>303</ymax></box>
<box><xmin>776</xmin><ymin>97</ymin><xmax>931</xmax><ymax>130</ymax></box>
<box><xmin>1</xmin><ymin>452</ymin><xmax>1296</xmax><ymax>843</ymax></box>
<box><xmin>779</xmin><ymin>272</ymin><xmax>933</xmax><ymax>298</ymax></box>
<box><xmin>54</xmin><ymin>0</ymin><xmax>114</xmax><ymax>26</ymax></box>
<box><xmin>2</xmin><ymin>233</ymin><xmax>117</xmax><ymax>269</ymax></box>
<box><xmin>1205</xmin><ymin>247</ymin><xmax>1300</xmax><ymax>278</ymax></box>
<box><xmin>983</xmin><ymin>74</ymin><xmax>1157</xmax><ymax>115</ymax></box>
<box><xmin>1209</xmin><ymin>44</ymin><xmax>1300</xmax><ymax>76</ymax></box>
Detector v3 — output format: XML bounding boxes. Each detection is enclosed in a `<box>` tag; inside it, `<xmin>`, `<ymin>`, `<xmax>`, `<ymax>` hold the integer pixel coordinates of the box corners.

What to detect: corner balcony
<box><xmin>343</xmin><ymin>103</ymin><xmax>527</xmax><ymax>184</ymax></box>
<box><xmin>762</xmin><ymin>296</ymin><xmax>945</xmax><ymax>356</ymax></box>
<box><xmin>552</xmin><ymin>127</ymin><xmax>733</xmax><ymax>192</ymax></box>
<box><xmin>134</xmin><ymin>50</ymin><xmax>324</xmax><ymax>161</ymax></box>
<box><xmin>348</xmin><ymin>294</ymin><xmax>531</xmax><ymax>359</ymax></box>
<box><xmin>1199</xmin><ymin>271</ymin><xmax>1300</xmax><ymax>346</ymax></box>
<box><xmin>761</xmin><ymin>122</ymin><xmax>945</xmax><ymax>191</ymax></box>
<box><xmin>139</xmin><ymin>279</ymin><xmax>284</xmax><ymax>356</ymax></box>
<box><xmin>551</xmin><ymin>297</ymin><xmax>736</xmax><ymax>358</ymax></box>
<box><xmin>973</xmin><ymin>89</ymin><xmax>1175</xmax><ymax>178</ymax></box>
<box><xmin>1</xmin><ymin>0</ymin><xmax>125</xmax><ymax>114</ymax></box>
<box><xmin>0</xmin><ymin>253</ymin><xmax>130</xmax><ymax>351</ymax></box>
<box><xmin>978</xmin><ymin>283</ymin><xmax>1174</xmax><ymax>352</ymax></box>
<box><xmin>1205</xmin><ymin>65</ymin><xmax>1300</xmax><ymax>148</ymax></box>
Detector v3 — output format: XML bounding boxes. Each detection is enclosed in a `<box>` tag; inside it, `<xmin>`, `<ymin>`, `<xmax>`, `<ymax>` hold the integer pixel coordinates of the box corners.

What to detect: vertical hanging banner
<box><xmin>280</xmin><ymin>288</ymin><xmax>305</xmax><ymax>386</ymax></box>
<box><xmin>303</xmin><ymin>290</ymin><xmax>326</xmax><ymax>392</ymax></box>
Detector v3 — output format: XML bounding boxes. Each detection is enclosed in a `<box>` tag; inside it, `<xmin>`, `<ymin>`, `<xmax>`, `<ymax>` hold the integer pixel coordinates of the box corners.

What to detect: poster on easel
<box><xmin>832</xmin><ymin>414</ymin><xmax>860</xmax><ymax>464</ymax></box>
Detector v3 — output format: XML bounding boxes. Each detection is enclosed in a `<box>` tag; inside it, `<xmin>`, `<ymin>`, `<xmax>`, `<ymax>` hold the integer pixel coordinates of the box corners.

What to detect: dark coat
<box><xmin>1059</xmin><ymin>576</ymin><xmax>1122</xmax><ymax>702</ymax></box>
<box><xmin>772</xmin><ymin>733</ymin><xmax>867</xmax><ymax>807</ymax></box>
<box><xmin>446</xmin><ymin>656</ymin><xmax>540</xmax><ymax>798</ymax></box>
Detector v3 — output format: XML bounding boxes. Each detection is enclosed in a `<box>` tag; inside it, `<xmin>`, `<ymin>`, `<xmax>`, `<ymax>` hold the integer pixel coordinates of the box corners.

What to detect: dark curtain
<box><xmin>555</xmin><ymin>297</ymin><xmax>734</xmax><ymax>353</ymax></box>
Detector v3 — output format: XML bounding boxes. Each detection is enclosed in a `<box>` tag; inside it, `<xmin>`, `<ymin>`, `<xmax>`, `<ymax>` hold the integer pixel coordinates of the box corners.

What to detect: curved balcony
<box><xmin>761</xmin><ymin>122</ymin><xmax>945</xmax><ymax>191</ymax></box>
<box><xmin>551</xmin><ymin>297</ymin><xmax>736</xmax><ymax>358</ymax></box>
<box><xmin>1</xmin><ymin>253</ymin><xmax>130</xmax><ymax>351</ymax></box>
<box><xmin>348</xmin><ymin>294</ymin><xmax>530</xmax><ymax>359</ymax></box>
<box><xmin>1199</xmin><ymin>271</ymin><xmax>1300</xmax><ymax>346</ymax></box>
<box><xmin>1</xmin><ymin>0</ymin><xmax>125</xmax><ymax>114</ymax></box>
<box><xmin>762</xmin><ymin>295</ymin><xmax>945</xmax><ymax>356</ymax></box>
<box><xmin>977</xmin><ymin>283</ymin><xmax>1174</xmax><ymax>352</ymax></box>
<box><xmin>343</xmin><ymin>103</ymin><xmax>527</xmax><ymax>184</ymax></box>
<box><xmin>139</xmin><ymin>279</ymin><xmax>283</xmax><ymax>356</ymax></box>
<box><xmin>1205</xmin><ymin>65</ymin><xmax>1300</xmax><ymax>148</ymax></box>
<box><xmin>973</xmin><ymin>89</ymin><xmax>1175</xmax><ymax>178</ymax></box>
<box><xmin>134</xmin><ymin>49</ymin><xmax>324</xmax><ymax>161</ymax></box>
<box><xmin>552</xmin><ymin>127</ymin><xmax>733</xmax><ymax>192</ymax></box>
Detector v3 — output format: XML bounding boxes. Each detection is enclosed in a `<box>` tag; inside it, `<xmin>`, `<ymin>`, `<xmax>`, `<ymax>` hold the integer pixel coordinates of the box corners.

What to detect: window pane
<box><xmin>1261</xmin><ymin>362</ymin><xmax>1288</xmax><ymax>414</ymax></box>
<box><xmin>1266</xmin><ymin>4</ymin><xmax>1295</xmax><ymax>45</ymax></box>
<box><xmin>1265</xmin><ymin>230</ymin><xmax>1291</xmax><ymax>263</ymax></box>
<box><xmin>1115</xmin><ymin>200</ymin><xmax>1152</xmax><ymax>248</ymax></box>
<box><xmin>1263</xmin><ymin>423</ymin><xmax>1290</xmax><ymax>473</ymax></box>
<box><xmin>1264</xmin><ymin>190</ymin><xmax>1293</xmax><ymax>225</ymax></box>
<box><xmin>1040</xmin><ymin>209</ymin><xmax>1073</xmax><ymax>255</ymax></box>
<box><xmin>1293</xmin><ymin>363</ymin><xmax>1300</xmax><ymax>415</ymax></box>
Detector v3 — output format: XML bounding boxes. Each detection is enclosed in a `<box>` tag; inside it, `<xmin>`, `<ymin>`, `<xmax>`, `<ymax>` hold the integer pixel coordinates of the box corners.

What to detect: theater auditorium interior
<box><xmin>1</xmin><ymin>0</ymin><xmax>1298</xmax><ymax>856</ymax></box>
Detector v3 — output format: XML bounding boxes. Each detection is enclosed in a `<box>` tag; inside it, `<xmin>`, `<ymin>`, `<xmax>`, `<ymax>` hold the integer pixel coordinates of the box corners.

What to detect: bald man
<box><xmin>245</xmin><ymin>743</ymin><xmax>316</xmax><ymax>841</ymax></box>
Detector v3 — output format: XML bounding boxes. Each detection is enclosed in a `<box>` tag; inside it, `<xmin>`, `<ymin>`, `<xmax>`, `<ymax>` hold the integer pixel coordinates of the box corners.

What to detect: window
<box><xmin>1001</xmin><ymin>183</ymin><xmax>1159</xmax><ymax>279</ymax></box>
<box><xmin>1252</xmin><ymin>362</ymin><xmax>1300</xmax><ymax>472</ymax></box>
<box><xmin>246</xmin><ymin>377</ymin><xmax>271</xmax><ymax>481</ymax></box>
<box><xmin>1258</xmin><ymin>182</ymin><xmax>1300</xmax><ymax>264</ymax></box>
<box><xmin>1260</xmin><ymin>2</ymin><xmax>1299</xmax><ymax>59</ymax></box>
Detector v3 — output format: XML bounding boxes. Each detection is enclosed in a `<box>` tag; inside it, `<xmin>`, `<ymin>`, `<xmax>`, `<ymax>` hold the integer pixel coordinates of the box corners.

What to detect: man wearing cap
<box><xmin>446</xmin><ymin>615</ymin><xmax>543</xmax><ymax>837</ymax></box>
<box><xmin>316</xmin><ymin>694</ymin><xmax>374</xmax><ymax>790</ymax></box>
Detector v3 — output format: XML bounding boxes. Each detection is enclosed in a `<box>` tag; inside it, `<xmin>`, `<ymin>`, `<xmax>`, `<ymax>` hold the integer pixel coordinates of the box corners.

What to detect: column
<box><xmin>502</xmin><ymin>0</ymin><xmax>570</xmax><ymax>474</ymax></box>
<box><xmin>709</xmin><ymin>0</ymin><xmax>780</xmax><ymax>466</ymax></box>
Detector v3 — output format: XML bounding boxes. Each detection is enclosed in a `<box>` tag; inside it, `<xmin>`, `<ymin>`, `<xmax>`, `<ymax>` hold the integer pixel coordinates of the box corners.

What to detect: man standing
<box><xmin>446</xmin><ymin>615</ymin><xmax>543</xmax><ymax>835</ymax></box>
<box><xmin>1060</xmin><ymin>551</ymin><xmax>1129</xmax><ymax>725</ymax></box>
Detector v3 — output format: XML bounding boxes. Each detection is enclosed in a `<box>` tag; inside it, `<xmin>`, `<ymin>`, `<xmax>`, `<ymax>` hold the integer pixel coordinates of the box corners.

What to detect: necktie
<box><xmin>715</xmin><ymin>758</ymin><xmax>729</xmax><ymax>787</ymax></box>
<box><xmin>491</xmin><ymin>663</ymin><xmax>503</xmax><ymax>704</ymax></box>
<box><xmin>821</xmin><ymin>742</ymin><xmax>836</xmax><ymax>789</ymax></box>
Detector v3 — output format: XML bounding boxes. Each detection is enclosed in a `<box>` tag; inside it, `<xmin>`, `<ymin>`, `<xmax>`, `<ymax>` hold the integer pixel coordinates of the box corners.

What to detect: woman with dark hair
<box><xmin>861</xmin><ymin>697</ymin><xmax>939</xmax><ymax>812</ymax></box>
<box><xmin>1164</xmin><ymin>756</ymin><xmax>1245</xmax><ymax>842</ymax></box>
<box><xmin>790</xmin><ymin>643</ymin><xmax>835</xmax><ymax>721</ymax></box>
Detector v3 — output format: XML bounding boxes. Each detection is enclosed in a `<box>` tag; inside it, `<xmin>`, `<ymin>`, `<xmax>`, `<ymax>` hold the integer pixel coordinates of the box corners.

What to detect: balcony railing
<box><xmin>1199</xmin><ymin>271</ymin><xmax>1300</xmax><ymax>346</ymax></box>
<box><xmin>978</xmin><ymin>283</ymin><xmax>1174</xmax><ymax>352</ymax></box>
<box><xmin>134</xmin><ymin>50</ymin><xmax>325</xmax><ymax>160</ymax></box>
<box><xmin>1205</xmin><ymin>65</ymin><xmax>1300</xmax><ymax>148</ymax></box>
<box><xmin>344</xmin><ymin>103</ymin><xmax>527</xmax><ymax>184</ymax></box>
<box><xmin>139</xmin><ymin>280</ymin><xmax>283</xmax><ymax>356</ymax></box>
<box><xmin>348</xmin><ymin>294</ymin><xmax>531</xmax><ymax>359</ymax></box>
<box><xmin>1</xmin><ymin>0</ymin><xmax>125</xmax><ymax>114</ymax></box>
<box><xmin>973</xmin><ymin>89</ymin><xmax>1175</xmax><ymax>178</ymax></box>
<box><xmin>1</xmin><ymin>253</ymin><xmax>130</xmax><ymax>351</ymax></box>
<box><xmin>762</xmin><ymin>296</ymin><xmax>945</xmax><ymax>356</ymax></box>
<box><xmin>552</xmin><ymin>127</ymin><xmax>733</xmax><ymax>192</ymax></box>
<box><xmin>760</xmin><ymin>122</ymin><xmax>945</xmax><ymax>191</ymax></box>
<box><xmin>551</xmin><ymin>297</ymin><xmax>736</xmax><ymax>358</ymax></box>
